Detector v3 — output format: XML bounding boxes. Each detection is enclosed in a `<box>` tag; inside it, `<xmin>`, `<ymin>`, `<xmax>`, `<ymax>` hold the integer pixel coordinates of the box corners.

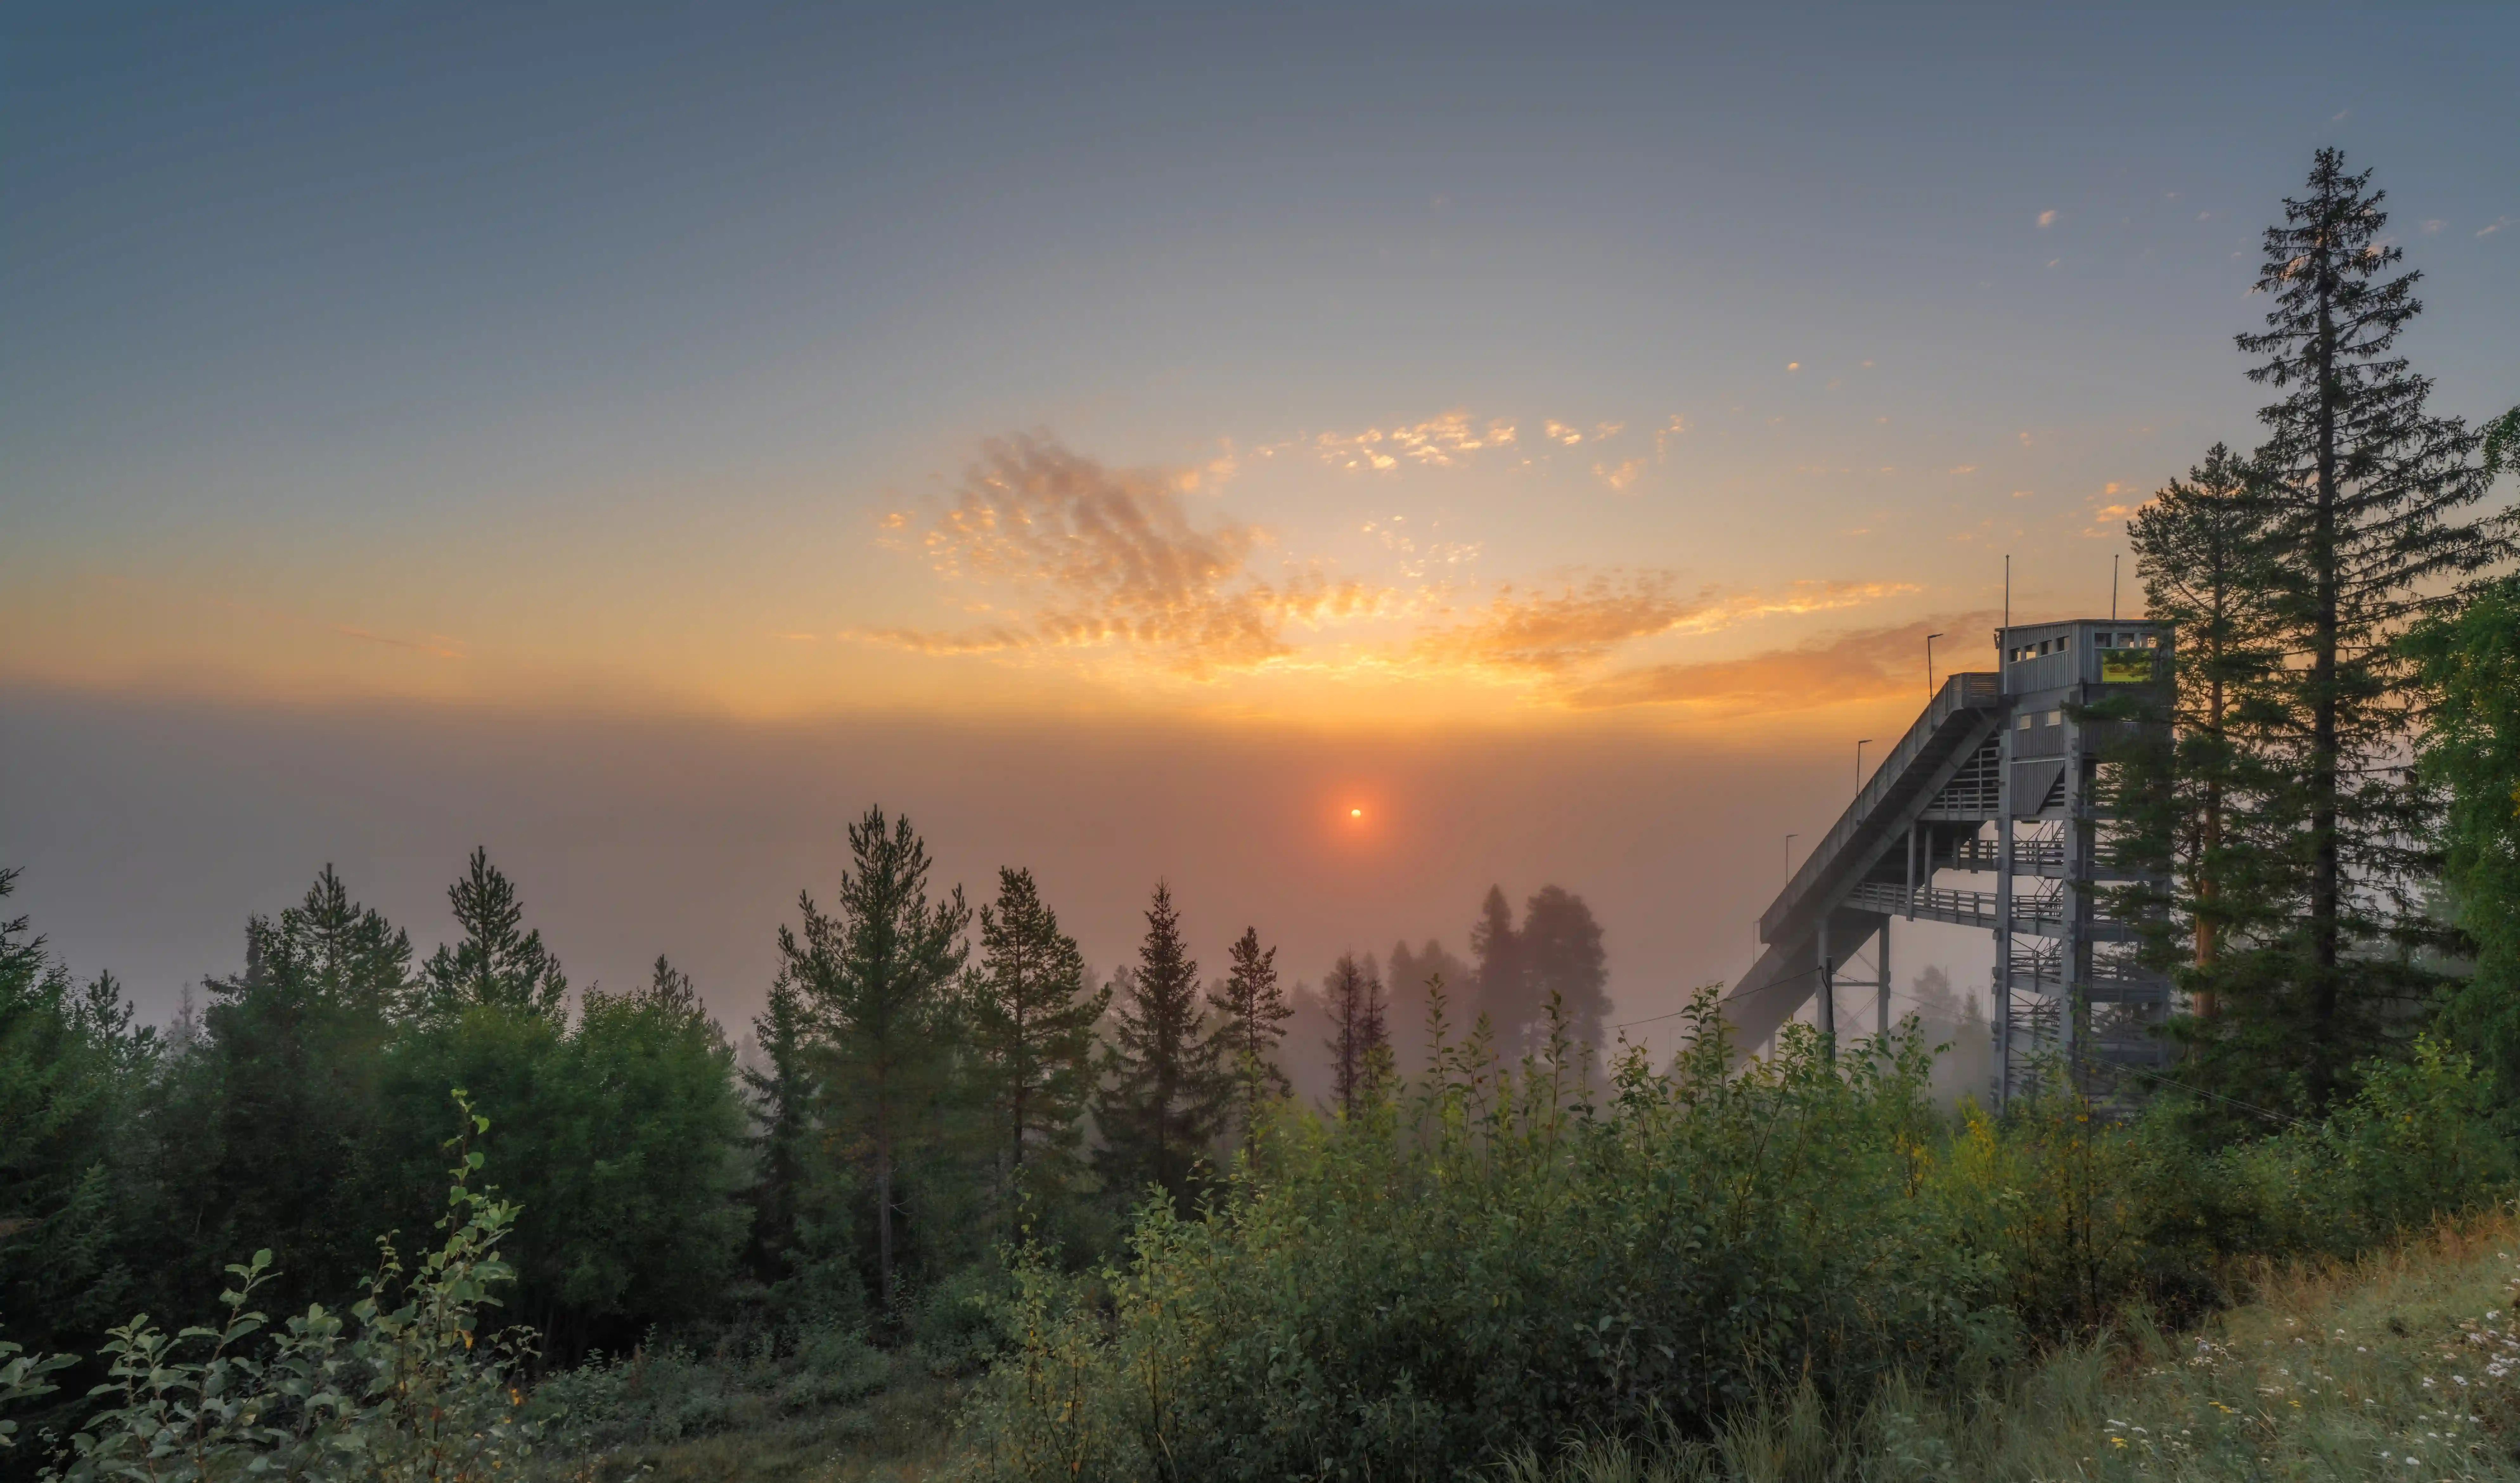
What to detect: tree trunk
<box><xmin>2309</xmin><ymin>260</ymin><xmax>2343</xmax><ymax>1101</ymax></box>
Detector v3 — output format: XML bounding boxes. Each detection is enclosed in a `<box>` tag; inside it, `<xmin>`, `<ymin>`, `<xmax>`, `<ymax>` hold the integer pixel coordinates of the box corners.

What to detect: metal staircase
<box><xmin>1719</xmin><ymin>620</ymin><xmax>2176</xmax><ymax>1106</ymax></box>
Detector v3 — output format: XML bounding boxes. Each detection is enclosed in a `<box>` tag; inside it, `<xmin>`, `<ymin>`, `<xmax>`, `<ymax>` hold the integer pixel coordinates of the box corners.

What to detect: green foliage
<box><xmin>1209</xmin><ymin>927</ymin><xmax>1291</xmax><ymax>1163</ymax></box>
<box><xmin>963</xmin><ymin>868</ymin><xmax>1106</xmax><ymax>1227</ymax></box>
<box><xmin>962</xmin><ymin>989</ymin><xmax>2516</xmax><ymax>1482</ymax></box>
<box><xmin>0</xmin><ymin>869</ymin><xmax>156</xmax><ymax>1420</ymax></box>
<box><xmin>44</xmin><ymin>1096</ymin><xmax>541</xmax><ymax>1483</ymax></box>
<box><xmin>2409</xmin><ymin>575</ymin><xmax>2520</xmax><ymax>1121</ymax></box>
<box><xmin>2198</xmin><ymin>147</ymin><xmax>2509</xmax><ymax>1112</ymax></box>
<box><xmin>777</xmin><ymin>807</ymin><xmax>972</xmax><ymax>1302</ymax></box>
<box><xmin>1091</xmin><ymin>884</ymin><xmax>1226</xmax><ymax>1218</ymax></box>
<box><xmin>528</xmin><ymin>1329</ymin><xmax>891</xmax><ymax>1453</ymax></box>
<box><xmin>422</xmin><ymin>848</ymin><xmax>568</xmax><ymax>1019</ymax></box>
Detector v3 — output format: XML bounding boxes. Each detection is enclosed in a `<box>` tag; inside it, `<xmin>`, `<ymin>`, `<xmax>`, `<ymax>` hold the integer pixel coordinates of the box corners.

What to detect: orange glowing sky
<box><xmin>4</xmin><ymin>6</ymin><xmax>2515</xmax><ymax>1027</ymax></box>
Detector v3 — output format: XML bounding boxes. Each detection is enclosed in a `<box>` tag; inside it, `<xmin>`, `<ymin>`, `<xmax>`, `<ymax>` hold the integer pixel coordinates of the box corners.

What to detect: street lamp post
<box><xmin>1926</xmin><ymin>632</ymin><xmax>1945</xmax><ymax>700</ymax></box>
<box><xmin>1855</xmin><ymin>739</ymin><xmax>1873</xmax><ymax>797</ymax></box>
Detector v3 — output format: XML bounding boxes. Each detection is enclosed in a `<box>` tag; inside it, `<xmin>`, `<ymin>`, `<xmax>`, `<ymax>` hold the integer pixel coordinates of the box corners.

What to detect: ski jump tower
<box><xmin>1721</xmin><ymin>620</ymin><xmax>2175</xmax><ymax>1105</ymax></box>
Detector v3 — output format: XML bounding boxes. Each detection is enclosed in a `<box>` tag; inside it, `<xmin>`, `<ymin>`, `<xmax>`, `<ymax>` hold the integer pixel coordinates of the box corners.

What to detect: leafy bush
<box><xmin>960</xmin><ymin>991</ymin><xmax>2520</xmax><ymax>1482</ymax></box>
<box><xmin>31</xmin><ymin>1095</ymin><xmax>543</xmax><ymax>1483</ymax></box>
<box><xmin>965</xmin><ymin>992</ymin><xmax>2009</xmax><ymax>1481</ymax></box>
<box><xmin>910</xmin><ymin>1264</ymin><xmax>1014</xmax><ymax>1378</ymax></box>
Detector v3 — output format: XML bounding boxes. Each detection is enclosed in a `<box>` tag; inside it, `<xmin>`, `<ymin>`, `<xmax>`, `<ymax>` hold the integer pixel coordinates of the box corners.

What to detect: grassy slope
<box><xmin>1523</xmin><ymin>1206</ymin><xmax>2520</xmax><ymax>1482</ymax></box>
<box><xmin>615</xmin><ymin>1210</ymin><xmax>2520</xmax><ymax>1482</ymax></box>
<box><xmin>575</xmin><ymin>1367</ymin><xmax>966</xmax><ymax>1483</ymax></box>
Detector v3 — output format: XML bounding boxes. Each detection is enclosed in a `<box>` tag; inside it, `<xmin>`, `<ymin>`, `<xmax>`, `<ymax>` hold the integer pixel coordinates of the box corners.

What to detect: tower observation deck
<box><xmin>1720</xmin><ymin>619</ymin><xmax>2175</xmax><ymax>1105</ymax></box>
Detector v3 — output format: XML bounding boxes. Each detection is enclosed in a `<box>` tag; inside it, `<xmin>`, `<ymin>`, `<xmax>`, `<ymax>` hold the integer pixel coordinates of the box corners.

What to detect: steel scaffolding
<box><xmin>1720</xmin><ymin>619</ymin><xmax>2174</xmax><ymax>1107</ymax></box>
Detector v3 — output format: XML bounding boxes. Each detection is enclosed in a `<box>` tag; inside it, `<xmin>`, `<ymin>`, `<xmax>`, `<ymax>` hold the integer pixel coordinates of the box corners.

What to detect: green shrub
<box><xmin>33</xmin><ymin>1095</ymin><xmax>543</xmax><ymax>1483</ymax></box>
<box><xmin>910</xmin><ymin>1265</ymin><xmax>1014</xmax><ymax>1378</ymax></box>
<box><xmin>964</xmin><ymin>992</ymin><xmax>2010</xmax><ymax>1481</ymax></box>
<box><xmin>960</xmin><ymin>991</ymin><xmax>2520</xmax><ymax>1483</ymax></box>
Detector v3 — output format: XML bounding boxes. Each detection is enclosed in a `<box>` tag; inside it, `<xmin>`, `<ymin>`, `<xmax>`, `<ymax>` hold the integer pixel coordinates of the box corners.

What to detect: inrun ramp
<box><xmin>1719</xmin><ymin>620</ymin><xmax>2175</xmax><ymax>1104</ymax></box>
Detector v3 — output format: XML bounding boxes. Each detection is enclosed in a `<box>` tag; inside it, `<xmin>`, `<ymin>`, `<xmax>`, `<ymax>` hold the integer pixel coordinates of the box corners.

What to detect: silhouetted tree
<box><xmin>1520</xmin><ymin>887</ymin><xmax>1609</xmax><ymax>1071</ymax></box>
<box><xmin>422</xmin><ymin>848</ymin><xmax>567</xmax><ymax>1018</ymax></box>
<box><xmin>193</xmin><ymin>866</ymin><xmax>407</xmax><ymax>1305</ymax></box>
<box><xmin>1094</xmin><ymin>883</ymin><xmax>1226</xmax><ymax>1215</ymax></box>
<box><xmin>743</xmin><ymin>973</ymin><xmax>817</xmax><ymax>1281</ymax></box>
<box><xmin>1323</xmin><ymin>952</ymin><xmax>1389</xmax><ymax>1118</ymax></box>
<box><xmin>1469</xmin><ymin>885</ymin><xmax>1528</xmax><ymax>1056</ymax></box>
<box><xmin>1210</xmin><ymin>926</ymin><xmax>1292</xmax><ymax>1160</ymax></box>
<box><xmin>777</xmin><ymin>806</ymin><xmax>969</xmax><ymax>1302</ymax></box>
<box><xmin>967</xmin><ymin>867</ymin><xmax>1106</xmax><ymax>1222</ymax></box>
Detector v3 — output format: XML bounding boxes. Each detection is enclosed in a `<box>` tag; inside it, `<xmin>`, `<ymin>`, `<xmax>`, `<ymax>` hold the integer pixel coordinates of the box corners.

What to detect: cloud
<box><xmin>2421</xmin><ymin>218</ymin><xmax>2446</xmax><ymax>234</ymax></box>
<box><xmin>1311</xmin><ymin>411</ymin><xmax>1518</xmax><ymax>471</ymax></box>
<box><xmin>1654</xmin><ymin>414</ymin><xmax>1689</xmax><ymax>458</ymax></box>
<box><xmin>1785</xmin><ymin>362</ymin><xmax>1801</xmax><ymax>373</ymax></box>
<box><xmin>851</xmin><ymin>433</ymin><xmax>1390</xmax><ymax>676</ymax></box>
<box><xmin>1594</xmin><ymin>458</ymin><xmax>1647</xmax><ymax>492</ymax></box>
<box><xmin>1544</xmin><ymin>419</ymin><xmax>1586</xmax><ymax>446</ymax></box>
<box><xmin>2479</xmin><ymin>216</ymin><xmax>2514</xmax><ymax>240</ymax></box>
<box><xmin>1565</xmin><ymin>613</ymin><xmax>1998</xmax><ymax>713</ymax></box>
<box><xmin>1413</xmin><ymin>576</ymin><xmax>1918</xmax><ymax>678</ymax></box>
<box><xmin>2036</xmin><ymin>209</ymin><xmax>2059</xmax><ymax>229</ymax></box>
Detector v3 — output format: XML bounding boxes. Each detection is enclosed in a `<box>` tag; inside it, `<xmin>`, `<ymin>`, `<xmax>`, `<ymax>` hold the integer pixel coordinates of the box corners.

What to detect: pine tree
<box><xmin>777</xmin><ymin>806</ymin><xmax>969</xmax><ymax>1301</ymax></box>
<box><xmin>2126</xmin><ymin>445</ymin><xmax>2284</xmax><ymax>1015</ymax></box>
<box><xmin>1469</xmin><ymin>885</ymin><xmax>1528</xmax><ymax>1056</ymax></box>
<box><xmin>2212</xmin><ymin>148</ymin><xmax>2510</xmax><ymax>1109</ymax></box>
<box><xmin>422</xmin><ymin>848</ymin><xmax>568</xmax><ymax>1018</ymax></box>
<box><xmin>742</xmin><ymin>974</ymin><xmax>818</xmax><ymax>1279</ymax></box>
<box><xmin>1093</xmin><ymin>883</ymin><xmax>1226</xmax><ymax>1215</ymax></box>
<box><xmin>194</xmin><ymin>866</ymin><xmax>409</xmax><ymax>1305</ymax></box>
<box><xmin>1323</xmin><ymin>951</ymin><xmax>1389</xmax><ymax>1118</ymax></box>
<box><xmin>967</xmin><ymin>867</ymin><xmax>1107</xmax><ymax>1222</ymax></box>
<box><xmin>1210</xmin><ymin>926</ymin><xmax>1292</xmax><ymax>1159</ymax></box>
<box><xmin>1520</xmin><ymin>886</ymin><xmax>1610</xmax><ymax>1073</ymax></box>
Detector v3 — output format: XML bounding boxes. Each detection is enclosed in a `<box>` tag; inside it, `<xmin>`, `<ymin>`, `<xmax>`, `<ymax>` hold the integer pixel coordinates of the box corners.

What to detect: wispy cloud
<box><xmin>1412</xmin><ymin>576</ymin><xmax>1918</xmax><ymax>679</ymax></box>
<box><xmin>1565</xmin><ymin>613</ymin><xmax>1995</xmax><ymax>714</ymax></box>
<box><xmin>1594</xmin><ymin>458</ymin><xmax>1646</xmax><ymax>492</ymax></box>
<box><xmin>849</xmin><ymin>433</ymin><xmax>1391</xmax><ymax>675</ymax></box>
<box><xmin>2479</xmin><ymin>216</ymin><xmax>2514</xmax><ymax>240</ymax></box>
<box><xmin>2036</xmin><ymin>209</ymin><xmax>2059</xmax><ymax>229</ymax></box>
<box><xmin>1314</xmin><ymin>411</ymin><xmax>1516</xmax><ymax>471</ymax></box>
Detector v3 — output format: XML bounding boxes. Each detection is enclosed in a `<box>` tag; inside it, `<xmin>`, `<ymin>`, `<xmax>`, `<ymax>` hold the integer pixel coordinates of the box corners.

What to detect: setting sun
<box><xmin>1350</xmin><ymin>807</ymin><xmax>1364</xmax><ymax>819</ymax></box>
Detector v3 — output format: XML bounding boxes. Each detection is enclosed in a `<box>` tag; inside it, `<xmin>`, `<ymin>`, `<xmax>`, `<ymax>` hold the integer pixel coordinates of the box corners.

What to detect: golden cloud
<box><xmin>1566</xmin><ymin>612</ymin><xmax>2000</xmax><ymax>713</ymax></box>
<box><xmin>1412</xmin><ymin>576</ymin><xmax>1919</xmax><ymax>678</ymax></box>
<box><xmin>1314</xmin><ymin>411</ymin><xmax>1516</xmax><ymax>471</ymax></box>
<box><xmin>848</xmin><ymin>433</ymin><xmax>1391</xmax><ymax>676</ymax></box>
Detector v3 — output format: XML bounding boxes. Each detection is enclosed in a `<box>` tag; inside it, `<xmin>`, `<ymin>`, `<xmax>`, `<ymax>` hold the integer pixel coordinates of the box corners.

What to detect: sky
<box><xmin>5</xmin><ymin>3</ymin><xmax>2517</xmax><ymax>1040</ymax></box>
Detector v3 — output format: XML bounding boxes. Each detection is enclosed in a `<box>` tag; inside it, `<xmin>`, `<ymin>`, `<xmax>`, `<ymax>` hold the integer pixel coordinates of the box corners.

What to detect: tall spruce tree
<box><xmin>777</xmin><ymin>806</ymin><xmax>969</xmax><ymax>1301</ymax></box>
<box><xmin>1210</xmin><ymin>926</ymin><xmax>1293</xmax><ymax>1159</ymax></box>
<box><xmin>1323</xmin><ymin>951</ymin><xmax>1389</xmax><ymax>1118</ymax></box>
<box><xmin>422</xmin><ymin>848</ymin><xmax>568</xmax><ymax>1018</ymax></box>
<box><xmin>1093</xmin><ymin>883</ymin><xmax>1226</xmax><ymax>1215</ymax></box>
<box><xmin>967</xmin><ymin>867</ymin><xmax>1106</xmax><ymax>1221</ymax></box>
<box><xmin>2202</xmin><ymin>148</ymin><xmax>2509</xmax><ymax>1110</ymax></box>
<box><xmin>1469</xmin><ymin>885</ymin><xmax>1528</xmax><ymax>1056</ymax></box>
<box><xmin>742</xmin><ymin>974</ymin><xmax>818</xmax><ymax>1281</ymax></box>
<box><xmin>2126</xmin><ymin>446</ymin><xmax>2284</xmax><ymax>1017</ymax></box>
